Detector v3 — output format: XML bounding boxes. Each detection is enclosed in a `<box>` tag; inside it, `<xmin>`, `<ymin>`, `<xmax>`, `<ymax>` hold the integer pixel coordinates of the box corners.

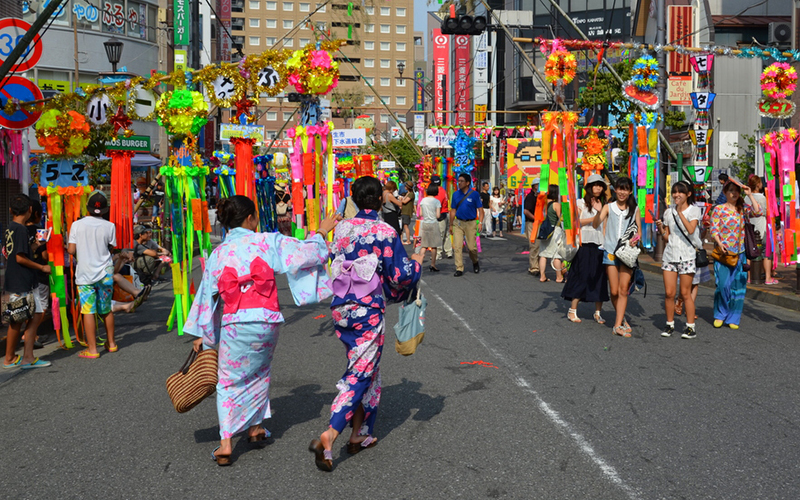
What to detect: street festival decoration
<box><xmin>578</xmin><ymin>129</ymin><xmax>608</xmax><ymax>178</ymax></box>
<box><xmin>759</xmin><ymin>129</ymin><xmax>799</xmax><ymax>266</ymax></box>
<box><xmin>450</xmin><ymin>129</ymin><xmax>476</xmax><ymax>174</ymax></box>
<box><xmin>758</xmin><ymin>62</ymin><xmax>797</xmax><ymax>118</ymax></box>
<box><xmin>690</xmin><ymin>91</ymin><xmax>716</xmax><ymax>129</ymax></box>
<box><xmin>543</xmin><ymin>44</ymin><xmax>577</xmax><ymax>104</ymax></box>
<box><xmin>622</xmin><ymin>54</ymin><xmax>660</xmax><ymax>110</ymax></box>
<box><xmin>625</xmin><ymin>111</ymin><xmax>660</xmax><ymax>250</ymax></box>
<box><xmin>155</xmin><ymin>89</ymin><xmax>209</xmax><ymax>136</ymax></box>
<box><xmin>34</xmin><ymin>110</ymin><xmax>91</xmax><ymax>158</ymax></box>
<box><xmin>689</xmin><ymin>54</ymin><xmax>714</xmax><ymax>90</ymax></box>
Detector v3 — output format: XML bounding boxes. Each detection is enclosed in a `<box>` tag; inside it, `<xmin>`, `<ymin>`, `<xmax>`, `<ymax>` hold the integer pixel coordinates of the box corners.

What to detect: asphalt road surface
<box><xmin>2</xmin><ymin>234</ymin><xmax>799</xmax><ymax>499</ymax></box>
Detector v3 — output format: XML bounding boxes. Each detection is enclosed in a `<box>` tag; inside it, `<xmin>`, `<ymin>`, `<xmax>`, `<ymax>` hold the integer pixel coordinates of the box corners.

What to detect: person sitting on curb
<box><xmin>133</xmin><ymin>225</ymin><xmax>170</xmax><ymax>285</ymax></box>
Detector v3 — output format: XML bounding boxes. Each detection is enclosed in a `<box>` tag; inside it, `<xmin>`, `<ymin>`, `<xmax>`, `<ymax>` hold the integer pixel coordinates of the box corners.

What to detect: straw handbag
<box><xmin>166</xmin><ymin>348</ymin><xmax>218</xmax><ymax>413</ymax></box>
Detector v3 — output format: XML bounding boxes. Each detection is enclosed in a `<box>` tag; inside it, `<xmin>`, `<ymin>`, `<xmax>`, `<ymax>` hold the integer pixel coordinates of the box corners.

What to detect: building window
<box><xmin>380</xmin><ymin>59</ymin><xmax>390</xmax><ymax>68</ymax></box>
<box><xmin>299</xmin><ymin>2</ymin><xmax>310</xmax><ymax>11</ymax></box>
<box><xmin>266</xmin><ymin>0</ymin><xmax>276</xmax><ymax>8</ymax></box>
<box><xmin>266</xmin><ymin>36</ymin><xmax>276</xmax><ymax>44</ymax></box>
<box><xmin>396</xmin><ymin>96</ymin><xmax>406</xmax><ymax>106</ymax></box>
<box><xmin>380</xmin><ymin>78</ymin><xmax>390</xmax><ymax>86</ymax></box>
<box><xmin>366</xmin><ymin>114</ymin><xmax>375</xmax><ymax>121</ymax></box>
<box><xmin>265</xmin><ymin>97</ymin><xmax>277</xmax><ymax>102</ymax></box>
<box><xmin>396</xmin><ymin>42</ymin><xmax>406</xmax><ymax>51</ymax></box>
<box><xmin>396</xmin><ymin>7</ymin><xmax>406</xmax><ymax>16</ymax></box>
<box><xmin>284</xmin><ymin>38</ymin><xmax>293</xmax><ymax>47</ymax></box>
<box><xmin>380</xmin><ymin>24</ymin><xmax>390</xmax><ymax>33</ymax></box>
<box><xmin>364</xmin><ymin>58</ymin><xmax>374</xmax><ymax>68</ymax></box>
<box><xmin>267</xmin><ymin>111</ymin><xmax>277</xmax><ymax>121</ymax></box>
<box><xmin>249</xmin><ymin>18</ymin><xmax>259</xmax><ymax>27</ymax></box>
<box><xmin>365</xmin><ymin>6</ymin><xmax>373</xmax><ymax>15</ymax></box>
<box><xmin>380</xmin><ymin>6</ymin><xmax>389</xmax><ymax>15</ymax></box>
<box><xmin>364</xmin><ymin>77</ymin><xmax>375</xmax><ymax>86</ymax></box>
<box><xmin>365</xmin><ymin>41</ymin><xmax>374</xmax><ymax>50</ymax></box>
<box><xmin>315</xmin><ymin>21</ymin><xmax>326</xmax><ymax>30</ymax></box>
<box><xmin>266</xmin><ymin>131</ymin><xmax>277</xmax><ymax>139</ymax></box>
<box><xmin>283</xmin><ymin>19</ymin><xmax>293</xmax><ymax>29</ymax></box>
<box><xmin>380</xmin><ymin>96</ymin><xmax>391</xmax><ymax>105</ymax></box>
<box><xmin>299</xmin><ymin>38</ymin><xmax>310</xmax><ymax>45</ymax></box>
<box><xmin>396</xmin><ymin>78</ymin><xmax>406</xmax><ymax>87</ymax></box>
<box><xmin>283</xmin><ymin>112</ymin><xmax>293</xmax><ymax>121</ymax></box>
<box><xmin>396</xmin><ymin>59</ymin><xmax>406</xmax><ymax>68</ymax></box>
<box><xmin>364</xmin><ymin>95</ymin><xmax>374</xmax><ymax>104</ymax></box>
<box><xmin>249</xmin><ymin>36</ymin><xmax>260</xmax><ymax>45</ymax></box>
<box><xmin>315</xmin><ymin>2</ymin><xmax>326</xmax><ymax>11</ymax></box>
<box><xmin>249</xmin><ymin>0</ymin><xmax>259</xmax><ymax>9</ymax></box>
<box><xmin>380</xmin><ymin>41</ymin><xmax>390</xmax><ymax>51</ymax></box>
<box><xmin>266</xmin><ymin>19</ymin><xmax>276</xmax><ymax>28</ymax></box>
<box><xmin>364</xmin><ymin>23</ymin><xmax>374</xmax><ymax>33</ymax></box>
<box><xmin>396</xmin><ymin>25</ymin><xmax>406</xmax><ymax>34</ymax></box>
<box><xmin>283</xmin><ymin>1</ymin><xmax>293</xmax><ymax>10</ymax></box>
<box><xmin>380</xmin><ymin>113</ymin><xmax>389</xmax><ymax>123</ymax></box>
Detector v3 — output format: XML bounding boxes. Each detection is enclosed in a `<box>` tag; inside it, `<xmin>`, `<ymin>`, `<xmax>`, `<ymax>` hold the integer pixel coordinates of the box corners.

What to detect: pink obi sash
<box><xmin>330</xmin><ymin>253</ymin><xmax>381</xmax><ymax>299</ymax></box>
<box><xmin>219</xmin><ymin>257</ymin><xmax>279</xmax><ymax>314</ymax></box>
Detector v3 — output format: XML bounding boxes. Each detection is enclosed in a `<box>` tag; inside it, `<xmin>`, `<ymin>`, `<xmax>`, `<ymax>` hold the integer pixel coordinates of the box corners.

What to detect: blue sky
<box><xmin>414</xmin><ymin>0</ymin><xmax>432</xmax><ymax>52</ymax></box>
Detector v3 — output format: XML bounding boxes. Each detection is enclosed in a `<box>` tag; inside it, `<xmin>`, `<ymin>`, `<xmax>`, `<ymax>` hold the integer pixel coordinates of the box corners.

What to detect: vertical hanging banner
<box><xmin>174</xmin><ymin>0</ymin><xmax>190</xmax><ymax>45</ymax></box>
<box><xmin>667</xmin><ymin>5</ymin><xmax>693</xmax><ymax>76</ymax></box>
<box><xmin>454</xmin><ymin>35</ymin><xmax>471</xmax><ymax>127</ymax></box>
<box><xmin>432</xmin><ymin>29</ymin><xmax>449</xmax><ymax>126</ymax></box>
<box><xmin>218</xmin><ymin>0</ymin><xmax>232</xmax><ymax>62</ymax></box>
<box><xmin>414</xmin><ymin>70</ymin><xmax>425</xmax><ymax>111</ymax></box>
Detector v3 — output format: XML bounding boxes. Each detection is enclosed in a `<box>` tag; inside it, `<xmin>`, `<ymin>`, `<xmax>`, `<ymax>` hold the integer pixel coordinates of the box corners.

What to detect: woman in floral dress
<box><xmin>309</xmin><ymin>176</ymin><xmax>424</xmax><ymax>472</ymax></box>
<box><xmin>185</xmin><ymin>195</ymin><xmax>337</xmax><ymax>466</ymax></box>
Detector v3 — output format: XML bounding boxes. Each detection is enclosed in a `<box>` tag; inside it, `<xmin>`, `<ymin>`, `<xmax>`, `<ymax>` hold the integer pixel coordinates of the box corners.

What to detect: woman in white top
<box><xmin>655</xmin><ymin>181</ymin><xmax>701</xmax><ymax>339</ymax></box>
<box><xmin>592</xmin><ymin>176</ymin><xmax>642</xmax><ymax>337</ymax></box>
<box><xmin>489</xmin><ymin>187</ymin><xmax>506</xmax><ymax>238</ymax></box>
<box><xmin>419</xmin><ymin>184</ymin><xmax>443</xmax><ymax>272</ymax></box>
<box><xmin>562</xmin><ymin>174</ymin><xmax>609</xmax><ymax>324</ymax></box>
<box><xmin>746</xmin><ymin>175</ymin><xmax>774</xmax><ymax>284</ymax></box>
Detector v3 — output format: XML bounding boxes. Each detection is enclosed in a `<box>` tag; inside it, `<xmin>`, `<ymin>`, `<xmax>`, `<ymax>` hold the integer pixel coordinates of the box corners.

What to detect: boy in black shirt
<box><xmin>24</xmin><ymin>199</ymin><xmax>50</xmax><ymax>349</ymax></box>
<box><xmin>2</xmin><ymin>194</ymin><xmax>51</xmax><ymax>369</ymax></box>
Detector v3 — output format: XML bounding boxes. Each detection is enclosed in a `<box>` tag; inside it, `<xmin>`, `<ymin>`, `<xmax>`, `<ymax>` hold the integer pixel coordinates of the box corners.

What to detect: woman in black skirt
<box><xmin>562</xmin><ymin>174</ymin><xmax>610</xmax><ymax>323</ymax></box>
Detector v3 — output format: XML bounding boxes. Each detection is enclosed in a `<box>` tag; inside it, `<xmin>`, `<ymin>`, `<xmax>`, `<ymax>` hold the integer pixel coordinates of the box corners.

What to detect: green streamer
<box><xmin>540</xmin><ymin>163</ymin><xmax>550</xmax><ymax>186</ymax></box>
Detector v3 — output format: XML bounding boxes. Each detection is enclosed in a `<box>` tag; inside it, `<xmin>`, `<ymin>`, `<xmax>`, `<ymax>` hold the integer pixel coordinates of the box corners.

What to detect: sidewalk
<box><xmin>637</xmin><ymin>244</ymin><xmax>800</xmax><ymax>312</ymax></box>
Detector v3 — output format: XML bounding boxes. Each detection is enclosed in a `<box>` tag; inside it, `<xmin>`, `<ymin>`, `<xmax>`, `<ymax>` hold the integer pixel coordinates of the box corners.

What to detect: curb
<box><xmin>637</xmin><ymin>260</ymin><xmax>800</xmax><ymax>312</ymax></box>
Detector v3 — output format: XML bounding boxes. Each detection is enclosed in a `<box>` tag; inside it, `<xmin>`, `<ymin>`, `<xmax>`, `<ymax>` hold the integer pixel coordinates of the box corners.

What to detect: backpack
<box><xmin>537</xmin><ymin>202</ymin><xmax>556</xmax><ymax>239</ymax></box>
<box><xmin>343</xmin><ymin>197</ymin><xmax>358</xmax><ymax>219</ymax></box>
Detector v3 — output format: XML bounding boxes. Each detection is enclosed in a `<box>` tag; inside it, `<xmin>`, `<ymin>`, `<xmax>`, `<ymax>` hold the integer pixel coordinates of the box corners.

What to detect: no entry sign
<box><xmin>0</xmin><ymin>75</ymin><xmax>44</xmax><ymax>130</ymax></box>
<box><xmin>0</xmin><ymin>18</ymin><xmax>43</xmax><ymax>73</ymax></box>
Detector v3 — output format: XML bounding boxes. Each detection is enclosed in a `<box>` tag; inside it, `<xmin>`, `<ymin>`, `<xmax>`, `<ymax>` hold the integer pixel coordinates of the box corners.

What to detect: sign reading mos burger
<box><xmin>105</xmin><ymin>135</ymin><xmax>151</xmax><ymax>151</ymax></box>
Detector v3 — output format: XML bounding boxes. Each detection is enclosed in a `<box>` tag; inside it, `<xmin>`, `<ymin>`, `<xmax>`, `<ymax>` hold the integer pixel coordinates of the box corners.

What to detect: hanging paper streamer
<box><xmin>231</xmin><ymin>137</ymin><xmax>256</xmax><ymax>200</ymax></box>
<box><xmin>626</xmin><ymin>111</ymin><xmax>660</xmax><ymax>250</ymax></box>
<box><xmin>107</xmin><ymin>149</ymin><xmax>135</xmax><ymax>248</ymax></box>
<box><xmin>450</xmin><ymin>129</ymin><xmax>476</xmax><ymax>175</ymax></box>
<box><xmin>760</xmin><ymin>129</ymin><xmax>799</xmax><ymax>266</ymax></box>
<box><xmin>689</xmin><ymin>54</ymin><xmax>714</xmax><ymax>89</ymax></box>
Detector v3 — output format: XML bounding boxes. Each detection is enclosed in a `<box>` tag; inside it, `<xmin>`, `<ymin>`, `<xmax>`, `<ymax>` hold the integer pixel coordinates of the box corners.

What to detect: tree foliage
<box><xmin>726</xmin><ymin>126</ymin><xmax>764</xmax><ymax>181</ymax></box>
<box><xmin>368</xmin><ymin>137</ymin><xmax>422</xmax><ymax>180</ymax></box>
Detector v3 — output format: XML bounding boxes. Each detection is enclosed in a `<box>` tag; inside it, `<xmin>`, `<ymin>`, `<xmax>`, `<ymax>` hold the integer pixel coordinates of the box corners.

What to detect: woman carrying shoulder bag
<box><xmin>710</xmin><ymin>181</ymin><xmax>761</xmax><ymax>329</ymax></box>
<box><xmin>655</xmin><ymin>181</ymin><xmax>702</xmax><ymax>339</ymax></box>
<box><xmin>538</xmin><ymin>185</ymin><xmax>565</xmax><ymax>283</ymax></box>
<box><xmin>381</xmin><ymin>180</ymin><xmax>403</xmax><ymax>236</ymax></box>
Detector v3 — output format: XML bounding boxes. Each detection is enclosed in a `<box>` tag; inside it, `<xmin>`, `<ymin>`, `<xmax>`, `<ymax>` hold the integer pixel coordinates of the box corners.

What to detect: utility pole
<box><xmin>73</xmin><ymin>13</ymin><xmax>80</xmax><ymax>92</ymax></box>
<box><xmin>0</xmin><ymin>0</ymin><xmax>69</xmax><ymax>83</ymax></box>
<box><xmin>191</xmin><ymin>0</ymin><xmax>201</xmax><ymax>70</ymax></box>
<box><xmin>656</xmin><ymin>0</ymin><xmax>666</xmax><ymax>133</ymax></box>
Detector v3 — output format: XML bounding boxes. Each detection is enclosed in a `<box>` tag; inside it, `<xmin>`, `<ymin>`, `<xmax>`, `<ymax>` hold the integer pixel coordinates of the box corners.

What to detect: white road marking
<box><xmin>423</xmin><ymin>283</ymin><xmax>640</xmax><ymax>500</ymax></box>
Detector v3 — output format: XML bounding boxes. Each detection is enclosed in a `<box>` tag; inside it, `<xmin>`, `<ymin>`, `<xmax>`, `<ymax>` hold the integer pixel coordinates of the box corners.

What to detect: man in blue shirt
<box><xmin>714</xmin><ymin>172</ymin><xmax>729</xmax><ymax>205</ymax></box>
<box><xmin>449</xmin><ymin>173</ymin><xmax>484</xmax><ymax>276</ymax></box>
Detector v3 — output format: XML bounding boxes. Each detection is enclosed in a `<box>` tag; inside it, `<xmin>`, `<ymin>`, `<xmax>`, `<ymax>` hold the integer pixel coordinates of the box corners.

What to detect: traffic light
<box><xmin>440</xmin><ymin>5</ymin><xmax>487</xmax><ymax>35</ymax></box>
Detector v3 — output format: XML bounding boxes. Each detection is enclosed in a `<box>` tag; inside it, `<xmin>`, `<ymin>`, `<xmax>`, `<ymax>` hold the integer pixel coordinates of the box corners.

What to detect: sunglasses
<box><xmin>519</xmin><ymin>155</ymin><xmax>531</xmax><ymax>161</ymax></box>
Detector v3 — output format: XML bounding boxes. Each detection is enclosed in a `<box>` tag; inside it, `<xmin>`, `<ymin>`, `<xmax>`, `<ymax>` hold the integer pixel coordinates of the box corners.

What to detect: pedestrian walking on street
<box><xmin>490</xmin><ymin>187</ymin><xmax>506</xmax><ymax>238</ymax></box>
<box><xmin>655</xmin><ymin>181</ymin><xmax>702</xmax><ymax>339</ymax></box>
<box><xmin>419</xmin><ymin>183</ymin><xmax>442</xmax><ymax>271</ymax></box>
<box><xmin>68</xmin><ymin>192</ymin><xmax>118</xmax><ymax>358</ymax></box>
<box><xmin>593</xmin><ymin>177</ymin><xmax>642</xmax><ymax>337</ymax></box>
<box><xmin>710</xmin><ymin>181</ymin><xmax>761</xmax><ymax>329</ymax></box>
<box><xmin>310</xmin><ymin>176</ymin><xmax>423</xmax><ymax>472</ymax></box>
<box><xmin>400</xmin><ymin>181</ymin><xmax>416</xmax><ymax>244</ymax></box>
<box><xmin>449</xmin><ymin>173</ymin><xmax>484</xmax><ymax>276</ymax></box>
<box><xmin>23</xmin><ymin>199</ymin><xmax>51</xmax><ymax>349</ymax></box>
<box><xmin>538</xmin><ymin>185</ymin><xmax>565</xmax><ymax>283</ymax></box>
<box><xmin>523</xmin><ymin>180</ymin><xmax>541</xmax><ymax>276</ymax></box>
<box><xmin>746</xmin><ymin>175</ymin><xmax>774</xmax><ymax>284</ymax></box>
<box><xmin>480</xmin><ymin>182</ymin><xmax>492</xmax><ymax>236</ymax></box>
<box><xmin>381</xmin><ymin>180</ymin><xmax>403</xmax><ymax>236</ymax></box>
<box><xmin>431</xmin><ymin>175</ymin><xmax>453</xmax><ymax>260</ymax></box>
<box><xmin>185</xmin><ymin>195</ymin><xmax>337</xmax><ymax>466</ymax></box>
<box><xmin>2</xmin><ymin>194</ymin><xmax>51</xmax><ymax>370</ymax></box>
<box><xmin>562</xmin><ymin>174</ymin><xmax>608</xmax><ymax>323</ymax></box>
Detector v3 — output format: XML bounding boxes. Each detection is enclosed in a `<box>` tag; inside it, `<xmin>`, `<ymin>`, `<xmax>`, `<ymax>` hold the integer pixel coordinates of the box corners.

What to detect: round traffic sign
<box><xmin>0</xmin><ymin>18</ymin><xmax>43</xmax><ymax>73</ymax></box>
<box><xmin>0</xmin><ymin>75</ymin><xmax>44</xmax><ymax>130</ymax></box>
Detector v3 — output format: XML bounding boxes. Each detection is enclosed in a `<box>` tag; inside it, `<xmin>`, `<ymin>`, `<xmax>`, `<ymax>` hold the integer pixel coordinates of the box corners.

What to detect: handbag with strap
<box><xmin>537</xmin><ymin>202</ymin><xmax>556</xmax><ymax>239</ymax></box>
<box><xmin>671</xmin><ymin>211</ymin><xmax>709</xmax><ymax>268</ymax></box>
<box><xmin>1</xmin><ymin>292</ymin><xmax>34</xmax><ymax>324</ymax></box>
<box><xmin>743</xmin><ymin>217</ymin><xmax>759</xmax><ymax>260</ymax></box>
<box><xmin>166</xmin><ymin>348</ymin><xmax>218</xmax><ymax>413</ymax></box>
<box><xmin>393</xmin><ymin>287</ymin><xmax>426</xmax><ymax>356</ymax></box>
<box><xmin>711</xmin><ymin>245</ymin><xmax>739</xmax><ymax>268</ymax></box>
<box><xmin>612</xmin><ymin>215</ymin><xmax>641</xmax><ymax>268</ymax></box>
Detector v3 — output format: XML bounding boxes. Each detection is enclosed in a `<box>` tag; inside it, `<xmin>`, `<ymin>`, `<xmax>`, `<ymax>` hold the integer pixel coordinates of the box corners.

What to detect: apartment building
<box><xmin>224</xmin><ymin>0</ymin><xmax>415</xmax><ymax>140</ymax></box>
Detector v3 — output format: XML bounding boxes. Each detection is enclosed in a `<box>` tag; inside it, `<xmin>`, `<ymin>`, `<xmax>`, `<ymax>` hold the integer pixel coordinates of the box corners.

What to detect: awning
<box><xmin>99</xmin><ymin>153</ymin><xmax>162</xmax><ymax>168</ymax></box>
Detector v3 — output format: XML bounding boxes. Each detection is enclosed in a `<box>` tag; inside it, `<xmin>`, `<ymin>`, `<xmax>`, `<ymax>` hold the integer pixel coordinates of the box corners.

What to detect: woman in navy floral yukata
<box><xmin>309</xmin><ymin>176</ymin><xmax>424</xmax><ymax>472</ymax></box>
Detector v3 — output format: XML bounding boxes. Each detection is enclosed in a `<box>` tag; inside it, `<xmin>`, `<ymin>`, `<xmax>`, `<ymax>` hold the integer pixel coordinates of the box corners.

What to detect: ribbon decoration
<box><xmin>107</xmin><ymin>149</ymin><xmax>136</xmax><ymax>249</ymax></box>
<box><xmin>219</xmin><ymin>257</ymin><xmax>279</xmax><ymax>313</ymax></box>
<box><xmin>330</xmin><ymin>254</ymin><xmax>381</xmax><ymax>299</ymax></box>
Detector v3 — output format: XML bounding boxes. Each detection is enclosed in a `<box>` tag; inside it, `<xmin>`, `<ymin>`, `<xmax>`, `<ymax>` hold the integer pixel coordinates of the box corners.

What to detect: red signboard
<box><xmin>454</xmin><ymin>35</ymin><xmax>470</xmax><ymax>127</ymax></box>
<box><xmin>432</xmin><ymin>29</ymin><xmax>449</xmax><ymax>126</ymax></box>
<box><xmin>667</xmin><ymin>5</ymin><xmax>693</xmax><ymax>76</ymax></box>
<box><xmin>218</xmin><ymin>0</ymin><xmax>232</xmax><ymax>62</ymax></box>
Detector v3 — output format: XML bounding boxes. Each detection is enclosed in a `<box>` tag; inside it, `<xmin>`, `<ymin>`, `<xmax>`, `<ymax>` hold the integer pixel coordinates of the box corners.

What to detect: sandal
<box><xmin>675</xmin><ymin>298</ymin><xmax>684</xmax><ymax>316</ymax></box>
<box><xmin>104</xmin><ymin>341</ymin><xmax>118</xmax><ymax>353</ymax></box>
<box><xmin>308</xmin><ymin>439</ymin><xmax>333</xmax><ymax>472</ymax></box>
<box><xmin>3</xmin><ymin>354</ymin><xmax>21</xmax><ymax>369</ymax></box>
<box><xmin>623</xmin><ymin>321</ymin><xmax>632</xmax><ymax>334</ymax></box>
<box><xmin>79</xmin><ymin>350</ymin><xmax>100</xmax><ymax>359</ymax></box>
<box><xmin>429</xmin><ymin>266</ymin><xmax>440</xmax><ymax>272</ymax></box>
<box><xmin>593</xmin><ymin>311</ymin><xmax>606</xmax><ymax>324</ymax></box>
<box><xmin>567</xmin><ymin>308</ymin><xmax>581</xmax><ymax>323</ymax></box>
<box><xmin>248</xmin><ymin>427</ymin><xmax>273</xmax><ymax>447</ymax></box>
<box><xmin>613</xmin><ymin>326</ymin><xmax>631</xmax><ymax>338</ymax></box>
<box><xmin>765</xmin><ymin>279</ymin><xmax>779</xmax><ymax>285</ymax></box>
<box><xmin>211</xmin><ymin>446</ymin><xmax>232</xmax><ymax>466</ymax></box>
<box><xmin>539</xmin><ymin>278</ymin><xmax>550</xmax><ymax>283</ymax></box>
<box><xmin>346</xmin><ymin>435</ymin><xmax>378</xmax><ymax>455</ymax></box>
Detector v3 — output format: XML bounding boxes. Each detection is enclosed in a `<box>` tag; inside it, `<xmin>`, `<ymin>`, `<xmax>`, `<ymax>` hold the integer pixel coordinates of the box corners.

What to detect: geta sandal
<box><xmin>346</xmin><ymin>435</ymin><xmax>378</xmax><ymax>455</ymax></box>
<box><xmin>211</xmin><ymin>446</ymin><xmax>231</xmax><ymax>466</ymax></box>
<box><xmin>248</xmin><ymin>427</ymin><xmax>273</xmax><ymax>447</ymax></box>
<box><xmin>309</xmin><ymin>439</ymin><xmax>333</xmax><ymax>472</ymax></box>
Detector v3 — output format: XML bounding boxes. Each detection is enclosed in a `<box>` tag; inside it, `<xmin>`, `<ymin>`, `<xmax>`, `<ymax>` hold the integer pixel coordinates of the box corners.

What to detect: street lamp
<box><xmin>103</xmin><ymin>36</ymin><xmax>124</xmax><ymax>73</ymax></box>
<box><xmin>396</xmin><ymin>62</ymin><xmax>433</xmax><ymax>100</ymax></box>
<box><xmin>397</xmin><ymin>61</ymin><xmax>406</xmax><ymax>77</ymax></box>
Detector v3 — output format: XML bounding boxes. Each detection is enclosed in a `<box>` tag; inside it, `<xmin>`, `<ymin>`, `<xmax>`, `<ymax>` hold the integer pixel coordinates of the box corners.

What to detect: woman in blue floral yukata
<box><xmin>185</xmin><ymin>195</ymin><xmax>338</xmax><ymax>466</ymax></box>
<box><xmin>309</xmin><ymin>176</ymin><xmax>424</xmax><ymax>472</ymax></box>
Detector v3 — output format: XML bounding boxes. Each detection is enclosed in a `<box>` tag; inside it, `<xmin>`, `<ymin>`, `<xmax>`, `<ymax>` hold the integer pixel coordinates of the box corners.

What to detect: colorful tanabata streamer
<box><xmin>760</xmin><ymin>129</ymin><xmax>799</xmax><ymax>266</ymax></box>
<box><xmin>626</xmin><ymin>112</ymin><xmax>660</xmax><ymax>250</ymax></box>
